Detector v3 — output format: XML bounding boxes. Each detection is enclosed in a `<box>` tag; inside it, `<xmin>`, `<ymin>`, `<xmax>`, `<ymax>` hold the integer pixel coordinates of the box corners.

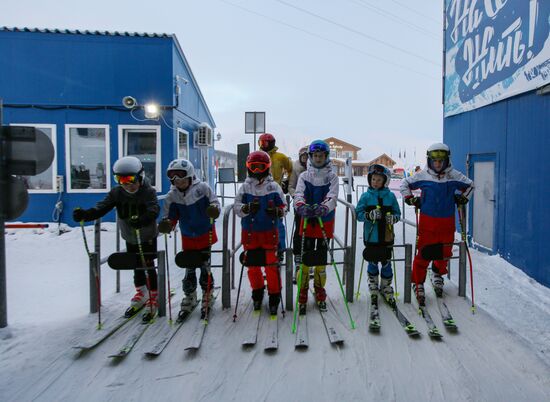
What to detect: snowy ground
<box><xmin>1</xmin><ymin>180</ymin><xmax>550</xmax><ymax>401</ymax></box>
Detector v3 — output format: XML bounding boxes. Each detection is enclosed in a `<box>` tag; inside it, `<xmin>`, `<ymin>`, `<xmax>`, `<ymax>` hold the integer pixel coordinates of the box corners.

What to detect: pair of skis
<box><xmin>369</xmin><ymin>293</ymin><xmax>420</xmax><ymax>336</ymax></box>
<box><xmin>294</xmin><ymin>295</ymin><xmax>345</xmax><ymax>349</ymax></box>
<box><xmin>415</xmin><ymin>287</ymin><xmax>458</xmax><ymax>338</ymax></box>
<box><xmin>241</xmin><ymin>303</ymin><xmax>279</xmax><ymax>351</ymax></box>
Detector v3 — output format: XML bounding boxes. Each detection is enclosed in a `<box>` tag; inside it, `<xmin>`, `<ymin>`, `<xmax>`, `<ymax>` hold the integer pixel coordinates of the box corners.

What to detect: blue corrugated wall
<box><xmin>444</xmin><ymin>89</ymin><xmax>550</xmax><ymax>288</ymax></box>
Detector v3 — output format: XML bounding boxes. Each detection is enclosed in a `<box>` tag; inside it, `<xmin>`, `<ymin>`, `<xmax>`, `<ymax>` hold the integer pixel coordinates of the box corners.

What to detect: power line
<box><xmin>390</xmin><ymin>0</ymin><xmax>441</xmax><ymax>25</ymax></box>
<box><xmin>351</xmin><ymin>0</ymin><xmax>440</xmax><ymax>38</ymax></box>
<box><xmin>275</xmin><ymin>0</ymin><xmax>440</xmax><ymax>67</ymax></box>
<box><xmin>218</xmin><ymin>0</ymin><xmax>438</xmax><ymax>80</ymax></box>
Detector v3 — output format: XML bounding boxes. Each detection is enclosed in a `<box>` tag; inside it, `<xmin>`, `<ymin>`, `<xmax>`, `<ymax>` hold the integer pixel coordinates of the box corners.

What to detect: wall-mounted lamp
<box><xmin>144</xmin><ymin>103</ymin><xmax>160</xmax><ymax>120</ymax></box>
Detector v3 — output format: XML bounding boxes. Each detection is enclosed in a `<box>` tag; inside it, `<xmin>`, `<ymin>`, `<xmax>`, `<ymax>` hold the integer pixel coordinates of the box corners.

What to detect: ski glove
<box><xmin>241</xmin><ymin>200</ymin><xmax>260</xmax><ymax>215</ymax></box>
<box><xmin>206</xmin><ymin>204</ymin><xmax>220</xmax><ymax>219</ymax></box>
<box><xmin>368</xmin><ymin>208</ymin><xmax>382</xmax><ymax>221</ymax></box>
<box><xmin>385</xmin><ymin>214</ymin><xmax>399</xmax><ymax>225</ymax></box>
<box><xmin>158</xmin><ymin>218</ymin><xmax>173</xmax><ymax>234</ymax></box>
<box><xmin>296</xmin><ymin>204</ymin><xmax>316</xmax><ymax>218</ymax></box>
<box><xmin>129</xmin><ymin>215</ymin><xmax>142</xmax><ymax>229</ymax></box>
<box><xmin>73</xmin><ymin>207</ymin><xmax>91</xmax><ymax>222</ymax></box>
<box><xmin>405</xmin><ymin>196</ymin><xmax>421</xmax><ymax>208</ymax></box>
<box><xmin>312</xmin><ymin>204</ymin><xmax>329</xmax><ymax>217</ymax></box>
<box><xmin>266</xmin><ymin>206</ymin><xmax>284</xmax><ymax>218</ymax></box>
<box><xmin>454</xmin><ymin>194</ymin><xmax>469</xmax><ymax>206</ymax></box>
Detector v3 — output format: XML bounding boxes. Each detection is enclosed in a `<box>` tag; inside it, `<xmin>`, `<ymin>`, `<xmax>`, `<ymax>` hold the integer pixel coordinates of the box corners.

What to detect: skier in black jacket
<box><xmin>73</xmin><ymin>156</ymin><xmax>160</xmax><ymax>321</ymax></box>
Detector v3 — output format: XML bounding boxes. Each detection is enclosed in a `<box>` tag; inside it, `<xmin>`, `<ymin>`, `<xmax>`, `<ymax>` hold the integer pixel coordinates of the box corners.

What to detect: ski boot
<box><xmin>177</xmin><ymin>291</ymin><xmax>197</xmax><ymax>322</ymax></box>
<box><xmin>380</xmin><ymin>277</ymin><xmax>395</xmax><ymax>304</ymax></box>
<box><xmin>413</xmin><ymin>283</ymin><xmax>426</xmax><ymax>306</ymax></box>
<box><xmin>125</xmin><ymin>285</ymin><xmax>148</xmax><ymax>317</ymax></box>
<box><xmin>431</xmin><ymin>267</ymin><xmax>444</xmax><ymax>297</ymax></box>
<box><xmin>268</xmin><ymin>293</ymin><xmax>280</xmax><ymax>316</ymax></box>
<box><xmin>314</xmin><ymin>286</ymin><xmax>327</xmax><ymax>312</ymax></box>
<box><xmin>252</xmin><ymin>287</ymin><xmax>265</xmax><ymax>311</ymax></box>
<box><xmin>367</xmin><ymin>273</ymin><xmax>379</xmax><ymax>292</ymax></box>
<box><xmin>142</xmin><ymin>290</ymin><xmax>158</xmax><ymax>323</ymax></box>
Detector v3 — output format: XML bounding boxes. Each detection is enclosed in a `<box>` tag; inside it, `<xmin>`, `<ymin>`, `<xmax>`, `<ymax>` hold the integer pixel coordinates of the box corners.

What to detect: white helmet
<box><xmin>113</xmin><ymin>156</ymin><xmax>144</xmax><ymax>180</ymax></box>
<box><xmin>426</xmin><ymin>143</ymin><xmax>451</xmax><ymax>173</ymax></box>
<box><xmin>166</xmin><ymin>158</ymin><xmax>194</xmax><ymax>180</ymax></box>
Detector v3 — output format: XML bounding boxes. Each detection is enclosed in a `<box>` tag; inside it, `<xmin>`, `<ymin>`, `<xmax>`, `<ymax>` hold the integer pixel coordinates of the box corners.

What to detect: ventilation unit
<box><xmin>194</xmin><ymin>123</ymin><xmax>213</xmax><ymax>147</ymax></box>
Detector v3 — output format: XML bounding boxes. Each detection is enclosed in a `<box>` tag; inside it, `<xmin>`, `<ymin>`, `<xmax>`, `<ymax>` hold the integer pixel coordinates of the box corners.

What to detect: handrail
<box><xmin>336</xmin><ymin>197</ymin><xmax>357</xmax><ymax>302</ymax></box>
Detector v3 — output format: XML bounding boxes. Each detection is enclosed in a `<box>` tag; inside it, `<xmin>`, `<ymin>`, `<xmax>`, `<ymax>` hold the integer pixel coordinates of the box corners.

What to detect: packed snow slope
<box><xmin>1</xmin><ymin>183</ymin><xmax>550</xmax><ymax>401</ymax></box>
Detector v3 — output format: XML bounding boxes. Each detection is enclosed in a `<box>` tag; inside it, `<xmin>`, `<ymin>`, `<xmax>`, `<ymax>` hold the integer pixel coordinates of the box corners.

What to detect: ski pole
<box><xmin>292</xmin><ymin>216</ymin><xmax>308</xmax><ymax>333</ymax></box>
<box><xmin>202</xmin><ymin>218</ymin><xmax>215</xmax><ymax>321</ymax></box>
<box><xmin>317</xmin><ymin>217</ymin><xmax>356</xmax><ymax>330</ymax></box>
<box><xmin>269</xmin><ymin>200</ymin><xmax>285</xmax><ymax>317</ymax></box>
<box><xmin>80</xmin><ymin>221</ymin><xmax>102</xmax><ymax>329</ymax></box>
<box><xmin>163</xmin><ymin>233</ymin><xmax>173</xmax><ymax>325</ymax></box>
<box><xmin>135</xmin><ymin>227</ymin><xmax>154</xmax><ymax>319</ymax></box>
<box><xmin>458</xmin><ymin>205</ymin><xmax>475</xmax><ymax>314</ymax></box>
<box><xmin>233</xmin><ymin>263</ymin><xmax>245</xmax><ymax>322</ymax></box>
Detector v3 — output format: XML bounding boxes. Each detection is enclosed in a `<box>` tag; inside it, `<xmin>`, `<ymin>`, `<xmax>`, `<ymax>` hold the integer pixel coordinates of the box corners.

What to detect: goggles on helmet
<box><xmin>115</xmin><ymin>174</ymin><xmax>139</xmax><ymax>185</ymax></box>
<box><xmin>368</xmin><ymin>164</ymin><xmax>388</xmax><ymax>175</ymax></box>
<box><xmin>246</xmin><ymin>161</ymin><xmax>270</xmax><ymax>173</ymax></box>
<box><xmin>259</xmin><ymin>139</ymin><xmax>272</xmax><ymax>149</ymax></box>
<box><xmin>167</xmin><ymin>170</ymin><xmax>189</xmax><ymax>182</ymax></box>
<box><xmin>427</xmin><ymin>150</ymin><xmax>449</xmax><ymax>160</ymax></box>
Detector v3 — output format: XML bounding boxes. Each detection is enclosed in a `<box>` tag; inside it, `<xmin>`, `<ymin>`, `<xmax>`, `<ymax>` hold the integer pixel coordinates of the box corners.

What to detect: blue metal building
<box><xmin>0</xmin><ymin>27</ymin><xmax>216</xmax><ymax>224</ymax></box>
<box><xmin>443</xmin><ymin>1</ymin><xmax>550</xmax><ymax>287</ymax></box>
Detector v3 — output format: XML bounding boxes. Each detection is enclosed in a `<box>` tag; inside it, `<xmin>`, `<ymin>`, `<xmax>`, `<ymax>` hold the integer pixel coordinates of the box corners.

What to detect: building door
<box><xmin>471</xmin><ymin>157</ymin><xmax>496</xmax><ymax>251</ymax></box>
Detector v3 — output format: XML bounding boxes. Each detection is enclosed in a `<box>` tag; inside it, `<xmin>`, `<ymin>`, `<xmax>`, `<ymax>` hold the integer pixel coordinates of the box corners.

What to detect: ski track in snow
<box><xmin>2</xmin><ymin>187</ymin><xmax>550</xmax><ymax>401</ymax></box>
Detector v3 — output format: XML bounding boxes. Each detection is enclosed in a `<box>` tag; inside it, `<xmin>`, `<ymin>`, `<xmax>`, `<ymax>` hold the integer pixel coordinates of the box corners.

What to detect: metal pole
<box><xmin>115</xmin><ymin>217</ymin><xmax>120</xmax><ymax>293</ymax></box>
<box><xmin>0</xmin><ymin>100</ymin><xmax>8</xmax><ymax>328</ymax></box>
<box><xmin>157</xmin><ymin>250</ymin><xmax>166</xmax><ymax>317</ymax></box>
<box><xmin>402</xmin><ymin>197</ymin><xmax>406</xmax><ymax>245</ymax></box>
<box><xmin>89</xmin><ymin>253</ymin><xmax>99</xmax><ymax>313</ymax></box>
<box><xmin>231</xmin><ymin>210</ymin><xmax>236</xmax><ymax>289</ymax></box>
<box><xmin>285</xmin><ymin>247</ymin><xmax>293</xmax><ymax>311</ymax></box>
<box><xmin>404</xmin><ymin>243</ymin><xmax>412</xmax><ymax>303</ymax></box>
<box><xmin>458</xmin><ymin>241</ymin><xmax>467</xmax><ymax>297</ymax></box>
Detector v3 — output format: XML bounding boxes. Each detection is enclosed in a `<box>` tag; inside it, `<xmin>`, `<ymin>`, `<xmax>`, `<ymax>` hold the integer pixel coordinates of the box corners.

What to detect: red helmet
<box><xmin>246</xmin><ymin>151</ymin><xmax>271</xmax><ymax>179</ymax></box>
<box><xmin>258</xmin><ymin>133</ymin><xmax>276</xmax><ymax>151</ymax></box>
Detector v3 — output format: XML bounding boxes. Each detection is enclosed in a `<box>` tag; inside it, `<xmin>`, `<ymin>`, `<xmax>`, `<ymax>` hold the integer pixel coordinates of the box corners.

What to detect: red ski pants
<box><xmin>412</xmin><ymin>214</ymin><xmax>455</xmax><ymax>285</ymax></box>
<box><xmin>243</xmin><ymin>231</ymin><xmax>281</xmax><ymax>295</ymax></box>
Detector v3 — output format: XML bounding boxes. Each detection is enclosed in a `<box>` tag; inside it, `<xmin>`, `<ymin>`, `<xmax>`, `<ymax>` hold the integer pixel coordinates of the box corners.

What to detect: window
<box><xmin>10</xmin><ymin>124</ymin><xmax>57</xmax><ymax>193</ymax></box>
<box><xmin>65</xmin><ymin>125</ymin><xmax>110</xmax><ymax>193</ymax></box>
<box><xmin>177</xmin><ymin>129</ymin><xmax>189</xmax><ymax>159</ymax></box>
<box><xmin>343</xmin><ymin>151</ymin><xmax>353</xmax><ymax>159</ymax></box>
<box><xmin>118</xmin><ymin>125</ymin><xmax>161</xmax><ymax>191</ymax></box>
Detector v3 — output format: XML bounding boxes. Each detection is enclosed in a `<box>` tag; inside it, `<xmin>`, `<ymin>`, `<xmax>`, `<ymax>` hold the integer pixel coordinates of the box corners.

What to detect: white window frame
<box><xmin>177</xmin><ymin>128</ymin><xmax>189</xmax><ymax>159</ymax></box>
<box><xmin>9</xmin><ymin>123</ymin><xmax>57</xmax><ymax>194</ymax></box>
<box><xmin>65</xmin><ymin>124</ymin><xmax>111</xmax><ymax>194</ymax></box>
<box><xmin>118</xmin><ymin>125</ymin><xmax>162</xmax><ymax>192</ymax></box>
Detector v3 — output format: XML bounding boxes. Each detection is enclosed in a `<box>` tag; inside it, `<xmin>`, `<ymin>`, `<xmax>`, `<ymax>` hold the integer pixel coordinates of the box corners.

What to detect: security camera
<box><xmin>122</xmin><ymin>96</ymin><xmax>137</xmax><ymax>109</ymax></box>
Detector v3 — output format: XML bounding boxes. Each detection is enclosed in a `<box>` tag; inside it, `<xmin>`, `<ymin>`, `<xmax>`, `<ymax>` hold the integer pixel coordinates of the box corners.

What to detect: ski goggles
<box><xmin>167</xmin><ymin>171</ymin><xmax>188</xmax><ymax>183</ymax></box>
<box><xmin>115</xmin><ymin>174</ymin><xmax>139</xmax><ymax>185</ymax></box>
<box><xmin>258</xmin><ymin>139</ymin><xmax>273</xmax><ymax>149</ymax></box>
<box><xmin>368</xmin><ymin>164</ymin><xmax>389</xmax><ymax>175</ymax></box>
<box><xmin>427</xmin><ymin>150</ymin><xmax>449</xmax><ymax>160</ymax></box>
<box><xmin>246</xmin><ymin>161</ymin><xmax>270</xmax><ymax>173</ymax></box>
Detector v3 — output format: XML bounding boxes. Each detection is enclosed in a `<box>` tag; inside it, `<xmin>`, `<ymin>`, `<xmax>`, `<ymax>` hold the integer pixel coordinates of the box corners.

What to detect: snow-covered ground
<box><xmin>1</xmin><ymin>180</ymin><xmax>550</xmax><ymax>401</ymax></box>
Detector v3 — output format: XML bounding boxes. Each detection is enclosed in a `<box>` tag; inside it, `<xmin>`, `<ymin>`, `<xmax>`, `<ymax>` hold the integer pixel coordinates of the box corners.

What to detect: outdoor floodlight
<box><xmin>144</xmin><ymin>103</ymin><xmax>160</xmax><ymax>119</ymax></box>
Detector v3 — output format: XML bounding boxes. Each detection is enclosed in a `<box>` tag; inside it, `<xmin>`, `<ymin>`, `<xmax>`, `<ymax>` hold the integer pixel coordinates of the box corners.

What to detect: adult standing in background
<box><xmin>258</xmin><ymin>133</ymin><xmax>293</xmax><ymax>259</ymax></box>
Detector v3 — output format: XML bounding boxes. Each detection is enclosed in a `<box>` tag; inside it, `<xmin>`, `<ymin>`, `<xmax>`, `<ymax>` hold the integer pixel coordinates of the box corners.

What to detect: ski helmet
<box><xmin>426</xmin><ymin>143</ymin><xmax>451</xmax><ymax>173</ymax></box>
<box><xmin>246</xmin><ymin>150</ymin><xmax>271</xmax><ymax>180</ymax></box>
<box><xmin>166</xmin><ymin>158</ymin><xmax>195</xmax><ymax>182</ymax></box>
<box><xmin>258</xmin><ymin>133</ymin><xmax>276</xmax><ymax>152</ymax></box>
<box><xmin>367</xmin><ymin>164</ymin><xmax>390</xmax><ymax>188</ymax></box>
<box><xmin>298</xmin><ymin>146</ymin><xmax>309</xmax><ymax>168</ymax></box>
<box><xmin>308</xmin><ymin>140</ymin><xmax>330</xmax><ymax>168</ymax></box>
<box><xmin>113</xmin><ymin>156</ymin><xmax>144</xmax><ymax>184</ymax></box>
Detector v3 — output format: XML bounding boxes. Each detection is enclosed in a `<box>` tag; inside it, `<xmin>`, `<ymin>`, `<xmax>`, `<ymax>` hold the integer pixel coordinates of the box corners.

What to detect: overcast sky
<box><xmin>2</xmin><ymin>0</ymin><xmax>444</xmax><ymax>167</ymax></box>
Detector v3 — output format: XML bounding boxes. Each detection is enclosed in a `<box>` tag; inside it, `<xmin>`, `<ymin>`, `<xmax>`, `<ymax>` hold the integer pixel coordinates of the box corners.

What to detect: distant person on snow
<box><xmin>73</xmin><ymin>156</ymin><xmax>160</xmax><ymax>322</ymax></box>
<box><xmin>258</xmin><ymin>133</ymin><xmax>292</xmax><ymax>258</ymax></box>
<box><xmin>400</xmin><ymin>143</ymin><xmax>473</xmax><ymax>305</ymax></box>
<box><xmin>293</xmin><ymin>140</ymin><xmax>339</xmax><ymax>315</ymax></box>
<box><xmin>158</xmin><ymin>159</ymin><xmax>220</xmax><ymax>321</ymax></box>
<box><xmin>356</xmin><ymin>164</ymin><xmax>400</xmax><ymax>302</ymax></box>
<box><xmin>234</xmin><ymin>151</ymin><xmax>286</xmax><ymax>316</ymax></box>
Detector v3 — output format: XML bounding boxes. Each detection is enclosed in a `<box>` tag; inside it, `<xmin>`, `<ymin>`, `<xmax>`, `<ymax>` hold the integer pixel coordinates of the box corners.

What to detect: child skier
<box><xmin>293</xmin><ymin>140</ymin><xmax>339</xmax><ymax>314</ymax></box>
<box><xmin>400</xmin><ymin>143</ymin><xmax>473</xmax><ymax>305</ymax></box>
<box><xmin>73</xmin><ymin>156</ymin><xmax>160</xmax><ymax>322</ymax></box>
<box><xmin>234</xmin><ymin>150</ymin><xmax>286</xmax><ymax>315</ymax></box>
<box><xmin>158</xmin><ymin>159</ymin><xmax>220</xmax><ymax>320</ymax></box>
<box><xmin>356</xmin><ymin>164</ymin><xmax>400</xmax><ymax>301</ymax></box>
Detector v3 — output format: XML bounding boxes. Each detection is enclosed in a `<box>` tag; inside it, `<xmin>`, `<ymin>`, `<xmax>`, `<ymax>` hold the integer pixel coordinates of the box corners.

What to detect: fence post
<box><xmin>285</xmin><ymin>247</ymin><xmax>293</xmax><ymax>311</ymax></box>
<box><xmin>345</xmin><ymin>246</ymin><xmax>354</xmax><ymax>302</ymax></box>
<box><xmin>458</xmin><ymin>241</ymin><xmax>467</xmax><ymax>297</ymax></box>
<box><xmin>404</xmin><ymin>244</ymin><xmax>412</xmax><ymax>303</ymax></box>
<box><xmin>157</xmin><ymin>250</ymin><xmax>166</xmax><ymax>317</ymax></box>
